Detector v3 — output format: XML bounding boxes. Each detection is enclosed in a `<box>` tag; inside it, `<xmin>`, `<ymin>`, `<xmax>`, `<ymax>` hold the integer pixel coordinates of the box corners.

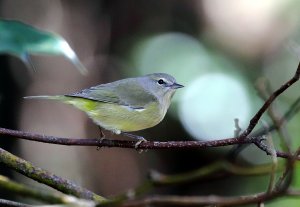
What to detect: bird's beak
<box><xmin>170</xmin><ymin>82</ymin><xmax>184</xmax><ymax>89</ymax></box>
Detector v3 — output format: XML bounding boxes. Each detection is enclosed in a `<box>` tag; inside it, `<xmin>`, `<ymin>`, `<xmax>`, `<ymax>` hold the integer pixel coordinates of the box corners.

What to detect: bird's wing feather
<box><xmin>66</xmin><ymin>80</ymin><xmax>157</xmax><ymax>109</ymax></box>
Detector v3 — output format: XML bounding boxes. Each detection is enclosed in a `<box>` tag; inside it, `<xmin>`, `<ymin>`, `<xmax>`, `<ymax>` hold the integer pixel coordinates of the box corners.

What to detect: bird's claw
<box><xmin>96</xmin><ymin>137</ymin><xmax>105</xmax><ymax>150</ymax></box>
<box><xmin>134</xmin><ymin>137</ymin><xmax>147</xmax><ymax>149</ymax></box>
<box><xmin>134</xmin><ymin>137</ymin><xmax>148</xmax><ymax>154</ymax></box>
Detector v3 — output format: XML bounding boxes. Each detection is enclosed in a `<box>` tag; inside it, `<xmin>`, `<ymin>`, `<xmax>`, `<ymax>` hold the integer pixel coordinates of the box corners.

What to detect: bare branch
<box><xmin>240</xmin><ymin>62</ymin><xmax>300</xmax><ymax>137</ymax></box>
<box><xmin>228</xmin><ymin>94</ymin><xmax>300</xmax><ymax>160</ymax></box>
<box><xmin>0</xmin><ymin>128</ymin><xmax>295</xmax><ymax>159</ymax></box>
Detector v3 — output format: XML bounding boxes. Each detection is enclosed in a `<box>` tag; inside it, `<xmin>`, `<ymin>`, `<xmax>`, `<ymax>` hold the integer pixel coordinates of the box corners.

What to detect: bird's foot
<box><xmin>97</xmin><ymin>127</ymin><xmax>105</xmax><ymax>150</ymax></box>
<box><xmin>96</xmin><ymin>137</ymin><xmax>106</xmax><ymax>150</ymax></box>
<box><xmin>134</xmin><ymin>138</ymin><xmax>147</xmax><ymax>149</ymax></box>
<box><xmin>122</xmin><ymin>132</ymin><xmax>147</xmax><ymax>150</ymax></box>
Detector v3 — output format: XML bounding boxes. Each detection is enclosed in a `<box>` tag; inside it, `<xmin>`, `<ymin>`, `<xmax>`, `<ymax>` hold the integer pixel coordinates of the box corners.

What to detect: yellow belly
<box><xmin>63</xmin><ymin>98</ymin><xmax>164</xmax><ymax>134</ymax></box>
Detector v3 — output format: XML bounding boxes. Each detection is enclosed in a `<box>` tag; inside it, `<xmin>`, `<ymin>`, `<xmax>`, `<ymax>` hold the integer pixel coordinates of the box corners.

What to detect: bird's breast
<box><xmin>70</xmin><ymin>99</ymin><xmax>165</xmax><ymax>133</ymax></box>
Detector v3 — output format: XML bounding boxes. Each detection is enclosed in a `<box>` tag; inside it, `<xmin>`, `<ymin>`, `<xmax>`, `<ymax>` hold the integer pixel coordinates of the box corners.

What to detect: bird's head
<box><xmin>142</xmin><ymin>73</ymin><xmax>184</xmax><ymax>104</ymax></box>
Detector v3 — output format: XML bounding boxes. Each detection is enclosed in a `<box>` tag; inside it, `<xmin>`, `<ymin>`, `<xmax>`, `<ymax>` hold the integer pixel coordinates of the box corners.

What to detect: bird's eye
<box><xmin>158</xmin><ymin>79</ymin><xmax>165</xmax><ymax>85</ymax></box>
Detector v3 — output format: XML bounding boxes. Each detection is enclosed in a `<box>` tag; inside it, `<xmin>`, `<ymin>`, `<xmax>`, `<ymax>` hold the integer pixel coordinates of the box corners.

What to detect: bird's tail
<box><xmin>24</xmin><ymin>95</ymin><xmax>95</xmax><ymax>113</ymax></box>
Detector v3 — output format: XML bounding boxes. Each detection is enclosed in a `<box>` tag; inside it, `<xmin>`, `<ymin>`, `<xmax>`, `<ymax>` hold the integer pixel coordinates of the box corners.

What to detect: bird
<box><xmin>24</xmin><ymin>73</ymin><xmax>184</xmax><ymax>145</ymax></box>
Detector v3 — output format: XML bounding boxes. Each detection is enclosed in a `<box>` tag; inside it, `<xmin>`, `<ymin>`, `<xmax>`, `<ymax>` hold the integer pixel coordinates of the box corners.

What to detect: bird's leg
<box><xmin>97</xmin><ymin>127</ymin><xmax>105</xmax><ymax>150</ymax></box>
<box><xmin>99</xmin><ymin>127</ymin><xmax>105</xmax><ymax>138</ymax></box>
<box><xmin>122</xmin><ymin>132</ymin><xmax>147</xmax><ymax>149</ymax></box>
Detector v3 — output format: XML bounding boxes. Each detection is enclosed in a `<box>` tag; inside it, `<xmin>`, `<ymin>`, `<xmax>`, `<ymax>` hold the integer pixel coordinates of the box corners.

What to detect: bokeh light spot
<box><xmin>179</xmin><ymin>73</ymin><xmax>252</xmax><ymax>140</ymax></box>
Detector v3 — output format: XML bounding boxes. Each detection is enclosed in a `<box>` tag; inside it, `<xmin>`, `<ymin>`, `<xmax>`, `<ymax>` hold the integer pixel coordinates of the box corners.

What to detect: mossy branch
<box><xmin>0</xmin><ymin>147</ymin><xmax>106</xmax><ymax>203</ymax></box>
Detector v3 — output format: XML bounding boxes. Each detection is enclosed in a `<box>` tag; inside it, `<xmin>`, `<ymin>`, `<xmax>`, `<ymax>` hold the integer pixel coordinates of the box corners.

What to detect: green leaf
<box><xmin>0</xmin><ymin>19</ymin><xmax>87</xmax><ymax>74</ymax></box>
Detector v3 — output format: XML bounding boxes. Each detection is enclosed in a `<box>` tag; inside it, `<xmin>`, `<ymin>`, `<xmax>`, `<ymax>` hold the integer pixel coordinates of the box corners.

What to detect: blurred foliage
<box><xmin>0</xmin><ymin>19</ymin><xmax>87</xmax><ymax>74</ymax></box>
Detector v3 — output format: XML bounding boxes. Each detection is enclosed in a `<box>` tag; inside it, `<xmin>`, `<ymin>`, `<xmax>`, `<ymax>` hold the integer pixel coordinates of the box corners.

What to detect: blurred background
<box><xmin>1</xmin><ymin>0</ymin><xmax>300</xmax><ymax>206</ymax></box>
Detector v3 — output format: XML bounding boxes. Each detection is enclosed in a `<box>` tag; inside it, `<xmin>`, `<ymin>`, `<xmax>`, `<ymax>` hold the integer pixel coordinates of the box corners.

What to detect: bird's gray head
<box><xmin>140</xmin><ymin>73</ymin><xmax>184</xmax><ymax>103</ymax></box>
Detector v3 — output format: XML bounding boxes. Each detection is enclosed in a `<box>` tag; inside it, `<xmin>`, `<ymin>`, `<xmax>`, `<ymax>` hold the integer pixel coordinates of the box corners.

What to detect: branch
<box><xmin>0</xmin><ymin>175</ymin><xmax>70</xmax><ymax>204</ymax></box>
<box><xmin>120</xmin><ymin>191</ymin><xmax>295</xmax><ymax>207</ymax></box>
<box><xmin>0</xmin><ymin>127</ymin><xmax>255</xmax><ymax>148</ymax></box>
<box><xmin>228</xmin><ymin>67</ymin><xmax>300</xmax><ymax>160</ymax></box>
<box><xmin>0</xmin><ymin>127</ymin><xmax>296</xmax><ymax>159</ymax></box>
<box><xmin>149</xmin><ymin>161</ymin><xmax>278</xmax><ymax>185</ymax></box>
<box><xmin>104</xmin><ymin>161</ymin><xmax>280</xmax><ymax>206</ymax></box>
<box><xmin>0</xmin><ymin>198</ymin><xmax>33</xmax><ymax>207</ymax></box>
<box><xmin>240</xmin><ymin>62</ymin><xmax>300</xmax><ymax>137</ymax></box>
<box><xmin>0</xmin><ymin>147</ymin><xmax>106</xmax><ymax>203</ymax></box>
<box><xmin>256</xmin><ymin>78</ymin><xmax>292</xmax><ymax>151</ymax></box>
<box><xmin>0</xmin><ymin>198</ymin><xmax>96</xmax><ymax>207</ymax></box>
<box><xmin>120</xmin><ymin>147</ymin><xmax>298</xmax><ymax>207</ymax></box>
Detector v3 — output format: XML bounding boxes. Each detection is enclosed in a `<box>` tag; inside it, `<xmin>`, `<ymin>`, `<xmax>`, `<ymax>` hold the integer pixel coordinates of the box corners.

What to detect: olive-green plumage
<box><xmin>25</xmin><ymin>73</ymin><xmax>183</xmax><ymax>134</ymax></box>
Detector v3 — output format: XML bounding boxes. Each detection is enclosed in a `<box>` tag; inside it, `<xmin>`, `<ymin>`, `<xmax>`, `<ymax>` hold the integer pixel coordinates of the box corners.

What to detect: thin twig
<box><xmin>150</xmin><ymin>161</ymin><xmax>277</xmax><ymax>185</ymax></box>
<box><xmin>0</xmin><ymin>127</ymin><xmax>253</xmax><ymax>148</ymax></box>
<box><xmin>274</xmin><ymin>147</ymin><xmax>299</xmax><ymax>192</ymax></box>
<box><xmin>121</xmin><ymin>191</ymin><xmax>286</xmax><ymax>207</ymax></box>
<box><xmin>107</xmin><ymin>161</ymin><xmax>281</xmax><ymax>206</ymax></box>
<box><xmin>256</xmin><ymin>79</ymin><xmax>295</xmax><ymax>195</ymax></box>
<box><xmin>256</xmin><ymin>77</ymin><xmax>291</xmax><ymax>151</ymax></box>
<box><xmin>255</xmin><ymin>81</ymin><xmax>280</xmax><ymax>193</ymax></box>
<box><xmin>240</xmin><ymin>62</ymin><xmax>300</xmax><ymax>138</ymax></box>
<box><xmin>0</xmin><ymin>128</ymin><xmax>296</xmax><ymax>159</ymax></box>
<box><xmin>228</xmin><ymin>70</ymin><xmax>300</xmax><ymax>161</ymax></box>
<box><xmin>250</xmin><ymin>94</ymin><xmax>300</xmax><ymax>138</ymax></box>
<box><xmin>264</xmin><ymin>125</ymin><xmax>277</xmax><ymax>193</ymax></box>
<box><xmin>121</xmin><ymin>148</ymin><xmax>299</xmax><ymax>207</ymax></box>
<box><xmin>0</xmin><ymin>127</ymin><xmax>256</xmax><ymax>148</ymax></box>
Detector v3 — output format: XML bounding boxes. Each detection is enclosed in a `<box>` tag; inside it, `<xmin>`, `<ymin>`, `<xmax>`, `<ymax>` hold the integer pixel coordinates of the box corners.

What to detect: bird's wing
<box><xmin>66</xmin><ymin>80</ymin><xmax>157</xmax><ymax>109</ymax></box>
